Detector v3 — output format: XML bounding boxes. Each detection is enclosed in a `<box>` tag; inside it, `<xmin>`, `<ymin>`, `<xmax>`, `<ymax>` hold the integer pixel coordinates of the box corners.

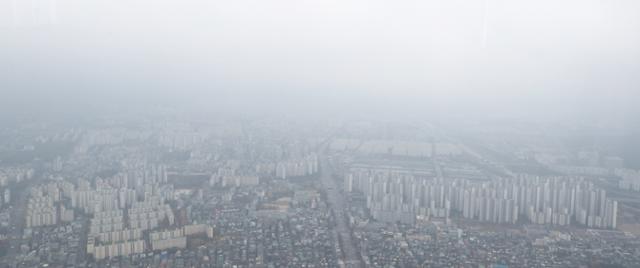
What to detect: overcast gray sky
<box><xmin>1</xmin><ymin>0</ymin><xmax>639</xmax><ymax>123</ymax></box>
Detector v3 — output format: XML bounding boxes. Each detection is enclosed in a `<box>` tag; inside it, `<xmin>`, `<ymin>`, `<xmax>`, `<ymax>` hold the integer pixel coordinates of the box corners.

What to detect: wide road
<box><xmin>320</xmin><ymin>155</ymin><xmax>362</xmax><ymax>268</ymax></box>
<box><xmin>4</xmin><ymin>181</ymin><xmax>32</xmax><ymax>262</ymax></box>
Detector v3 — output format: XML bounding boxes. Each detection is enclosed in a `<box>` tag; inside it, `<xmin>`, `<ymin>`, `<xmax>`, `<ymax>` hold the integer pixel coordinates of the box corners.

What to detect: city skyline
<box><xmin>1</xmin><ymin>0</ymin><xmax>639</xmax><ymax>267</ymax></box>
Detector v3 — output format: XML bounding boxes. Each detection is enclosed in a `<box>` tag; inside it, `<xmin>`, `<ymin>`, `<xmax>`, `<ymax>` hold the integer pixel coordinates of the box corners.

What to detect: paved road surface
<box><xmin>319</xmin><ymin>156</ymin><xmax>362</xmax><ymax>268</ymax></box>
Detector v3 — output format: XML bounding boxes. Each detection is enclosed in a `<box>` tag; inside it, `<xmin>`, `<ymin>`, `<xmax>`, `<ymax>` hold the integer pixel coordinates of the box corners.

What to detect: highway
<box><xmin>4</xmin><ymin>181</ymin><xmax>31</xmax><ymax>263</ymax></box>
<box><xmin>319</xmin><ymin>156</ymin><xmax>362</xmax><ymax>268</ymax></box>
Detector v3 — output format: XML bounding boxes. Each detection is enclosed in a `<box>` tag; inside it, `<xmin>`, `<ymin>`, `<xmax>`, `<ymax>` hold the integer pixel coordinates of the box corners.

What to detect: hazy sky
<box><xmin>1</xmin><ymin>0</ymin><xmax>639</xmax><ymax>123</ymax></box>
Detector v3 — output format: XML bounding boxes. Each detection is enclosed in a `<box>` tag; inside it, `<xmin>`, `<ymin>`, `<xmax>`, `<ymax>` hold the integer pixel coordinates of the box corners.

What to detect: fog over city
<box><xmin>2</xmin><ymin>0</ymin><xmax>639</xmax><ymax>120</ymax></box>
<box><xmin>0</xmin><ymin>0</ymin><xmax>639</xmax><ymax>267</ymax></box>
